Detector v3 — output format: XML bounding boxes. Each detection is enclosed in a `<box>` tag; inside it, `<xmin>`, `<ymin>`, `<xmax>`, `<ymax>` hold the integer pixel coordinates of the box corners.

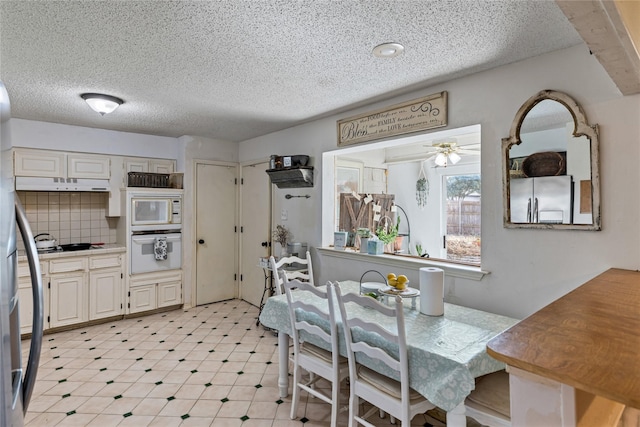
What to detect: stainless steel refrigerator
<box><xmin>510</xmin><ymin>175</ymin><xmax>573</xmax><ymax>224</ymax></box>
<box><xmin>1</xmin><ymin>81</ymin><xmax>44</xmax><ymax>426</ymax></box>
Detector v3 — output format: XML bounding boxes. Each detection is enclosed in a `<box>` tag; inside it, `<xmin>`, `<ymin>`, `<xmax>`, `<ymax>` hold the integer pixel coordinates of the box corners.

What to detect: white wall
<box><xmin>239</xmin><ymin>44</ymin><xmax>640</xmax><ymax>319</ymax></box>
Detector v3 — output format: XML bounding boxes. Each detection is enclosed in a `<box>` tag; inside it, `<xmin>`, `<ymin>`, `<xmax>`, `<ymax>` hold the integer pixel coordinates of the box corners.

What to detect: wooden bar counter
<box><xmin>487</xmin><ymin>268</ymin><xmax>639</xmax><ymax>426</ymax></box>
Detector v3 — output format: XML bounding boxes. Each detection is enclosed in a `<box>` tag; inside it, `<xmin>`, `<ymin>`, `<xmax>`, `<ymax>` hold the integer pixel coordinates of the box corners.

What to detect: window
<box><xmin>322</xmin><ymin>124</ymin><xmax>482</xmax><ymax>266</ymax></box>
<box><xmin>442</xmin><ymin>173</ymin><xmax>481</xmax><ymax>263</ymax></box>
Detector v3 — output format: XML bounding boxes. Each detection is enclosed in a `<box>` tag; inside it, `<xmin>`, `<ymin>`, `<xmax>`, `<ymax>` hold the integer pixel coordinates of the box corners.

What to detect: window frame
<box><xmin>321</xmin><ymin>124</ymin><xmax>486</xmax><ymax>277</ymax></box>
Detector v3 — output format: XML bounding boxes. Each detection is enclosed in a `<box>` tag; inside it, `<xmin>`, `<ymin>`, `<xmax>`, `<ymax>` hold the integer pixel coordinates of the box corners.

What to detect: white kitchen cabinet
<box><xmin>89</xmin><ymin>267</ymin><xmax>123</xmax><ymax>320</ymax></box>
<box><xmin>89</xmin><ymin>253</ymin><xmax>122</xmax><ymax>270</ymax></box>
<box><xmin>49</xmin><ymin>272</ymin><xmax>88</xmax><ymax>328</ymax></box>
<box><xmin>14</xmin><ymin>148</ymin><xmax>111</xmax><ymax>179</ymax></box>
<box><xmin>14</xmin><ymin>149</ymin><xmax>66</xmax><ymax>178</ymax></box>
<box><xmin>125</xmin><ymin>158</ymin><xmax>149</xmax><ymax>173</ymax></box>
<box><xmin>128</xmin><ymin>270</ymin><xmax>182</xmax><ymax>314</ymax></box>
<box><xmin>157</xmin><ymin>276</ymin><xmax>181</xmax><ymax>307</ymax></box>
<box><xmin>49</xmin><ymin>257</ymin><xmax>87</xmax><ymax>274</ymax></box>
<box><xmin>17</xmin><ymin>260</ymin><xmax>48</xmax><ymax>335</ymax></box>
<box><xmin>129</xmin><ymin>284</ymin><xmax>157</xmax><ymax>313</ymax></box>
<box><xmin>89</xmin><ymin>254</ymin><xmax>123</xmax><ymax>320</ymax></box>
<box><xmin>124</xmin><ymin>157</ymin><xmax>175</xmax><ymax>175</ymax></box>
<box><xmin>45</xmin><ymin>251</ymin><xmax>125</xmax><ymax>329</ymax></box>
<box><xmin>68</xmin><ymin>153</ymin><xmax>110</xmax><ymax>179</ymax></box>
<box><xmin>150</xmin><ymin>159</ymin><xmax>175</xmax><ymax>174</ymax></box>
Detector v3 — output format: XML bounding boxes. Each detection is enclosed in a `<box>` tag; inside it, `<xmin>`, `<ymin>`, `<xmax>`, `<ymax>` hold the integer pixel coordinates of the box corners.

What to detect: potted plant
<box><xmin>376</xmin><ymin>216</ymin><xmax>400</xmax><ymax>252</ymax></box>
<box><xmin>356</xmin><ymin>228</ymin><xmax>372</xmax><ymax>253</ymax></box>
<box><xmin>273</xmin><ymin>224</ymin><xmax>292</xmax><ymax>257</ymax></box>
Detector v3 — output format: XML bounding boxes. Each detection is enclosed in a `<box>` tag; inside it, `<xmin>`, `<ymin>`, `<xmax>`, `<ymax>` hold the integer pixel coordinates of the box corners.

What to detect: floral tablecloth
<box><xmin>258</xmin><ymin>280</ymin><xmax>519</xmax><ymax>411</ymax></box>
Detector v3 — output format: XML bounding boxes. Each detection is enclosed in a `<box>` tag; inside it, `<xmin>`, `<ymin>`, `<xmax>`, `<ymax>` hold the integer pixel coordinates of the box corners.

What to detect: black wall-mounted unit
<box><xmin>266</xmin><ymin>166</ymin><xmax>314</xmax><ymax>188</ymax></box>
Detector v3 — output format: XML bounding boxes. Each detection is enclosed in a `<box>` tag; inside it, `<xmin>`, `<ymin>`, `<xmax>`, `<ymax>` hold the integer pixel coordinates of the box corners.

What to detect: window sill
<box><xmin>317</xmin><ymin>247</ymin><xmax>489</xmax><ymax>281</ymax></box>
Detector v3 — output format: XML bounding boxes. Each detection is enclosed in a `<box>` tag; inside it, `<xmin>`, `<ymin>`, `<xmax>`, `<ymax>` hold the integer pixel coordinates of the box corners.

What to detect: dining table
<box><xmin>258</xmin><ymin>280</ymin><xmax>520</xmax><ymax>426</ymax></box>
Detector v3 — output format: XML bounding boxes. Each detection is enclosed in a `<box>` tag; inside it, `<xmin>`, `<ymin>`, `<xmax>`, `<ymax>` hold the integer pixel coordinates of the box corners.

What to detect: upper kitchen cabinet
<box><xmin>14</xmin><ymin>148</ymin><xmax>110</xmax><ymax>179</ymax></box>
<box><xmin>13</xmin><ymin>148</ymin><xmax>66</xmax><ymax>178</ymax></box>
<box><xmin>124</xmin><ymin>157</ymin><xmax>175</xmax><ymax>174</ymax></box>
<box><xmin>151</xmin><ymin>160</ymin><xmax>174</xmax><ymax>174</ymax></box>
<box><xmin>67</xmin><ymin>153</ymin><xmax>110</xmax><ymax>179</ymax></box>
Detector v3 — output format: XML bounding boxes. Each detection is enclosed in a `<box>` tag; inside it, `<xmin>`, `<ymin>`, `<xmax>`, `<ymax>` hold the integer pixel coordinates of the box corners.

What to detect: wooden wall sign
<box><xmin>339</xmin><ymin>193</ymin><xmax>395</xmax><ymax>233</ymax></box>
<box><xmin>337</xmin><ymin>91</ymin><xmax>447</xmax><ymax>146</ymax></box>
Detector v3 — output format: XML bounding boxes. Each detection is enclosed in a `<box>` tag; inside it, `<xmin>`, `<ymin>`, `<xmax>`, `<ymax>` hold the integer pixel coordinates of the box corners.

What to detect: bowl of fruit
<box><xmin>380</xmin><ymin>273</ymin><xmax>419</xmax><ymax>297</ymax></box>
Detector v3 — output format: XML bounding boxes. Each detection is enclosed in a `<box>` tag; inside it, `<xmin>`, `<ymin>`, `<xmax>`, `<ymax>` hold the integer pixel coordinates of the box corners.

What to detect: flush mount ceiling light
<box><xmin>80</xmin><ymin>93</ymin><xmax>124</xmax><ymax>116</ymax></box>
<box><xmin>372</xmin><ymin>42</ymin><xmax>404</xmax><ymax>58</ymax></box>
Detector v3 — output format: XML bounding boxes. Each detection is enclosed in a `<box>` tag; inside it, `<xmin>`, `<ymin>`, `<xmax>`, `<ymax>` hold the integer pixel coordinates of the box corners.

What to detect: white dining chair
<box><xmin>464</xmin><ymin>370</ymin><xmax>511</xmax><ymax>427</ymax></box>
<box><xmin>269</xmin><ymin>250</ymin><xmax>314</xmax><ymax>295</ymax></box>
<box><xmin>283</xmin><ymin>278</ymin><xmax>349</xmax><ymax>427</ymax></box>
<box><xmin>332</xmin><ymin>281</ymin><xmax>435</xmax><ymax>427</ymax></box>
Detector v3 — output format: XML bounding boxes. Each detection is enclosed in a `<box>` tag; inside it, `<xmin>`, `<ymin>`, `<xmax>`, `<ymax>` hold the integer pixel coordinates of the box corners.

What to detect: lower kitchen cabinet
<box><xmin>89</xmin><ymin>267</ymin><xmax>123</xmax><ymax>320</ymax></box>
<box><xmin>49</xmin><ymin>257</ymin><xmax>89</xmax><ymax>328</ymax></box>
<box><xmin>17</xmin><ymin>260</ymin><xmax>48</xmax><ymax>335</ymax></box>
<box><xmin>16</xmin><ymin>249</ymin><xmax>187</xmax><ymax>332</ymax></box>
<box><xmin>129</xmin><ymin>284</ymin><xmax>157</xmax><ymax>313</ymax></box>
<box><xmin>158</xmin><ymin>278</ymin><xmax>181</xmax><ymax>307</ymax></box>
<box><xmin>50</xmin><ymin>272</ymin><xmax>88</xmax><ymax>328</ymax></box>
<box><xmin>19</xmin><ymin>250</ymin><xmax>125</xmax><ymax>333</ymax></box>
<box><xmin>89</xmin><ymin>254</ymin><xmax>124</xmax><ymax>320</ymax></box>
<box><xmin>129</xmin><ymin>270</ymin><xmax>182</xmax><ymax>314</ymax></box>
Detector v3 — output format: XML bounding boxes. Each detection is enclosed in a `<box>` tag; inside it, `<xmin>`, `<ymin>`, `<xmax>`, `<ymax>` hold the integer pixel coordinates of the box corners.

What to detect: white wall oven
<box><xmin>128</xmin><ymin>190</ymin><xmax>183</xmax><ymax>275</ymax></box>
<box><xmin>129</xmin><ymin>192</ymin><xmax>182</xmax><ymax>232</ymax></box>
<box><xmin>130</xmin><ymin>232</ymin><xmax>182</xmax><ymax>274</ymax></box>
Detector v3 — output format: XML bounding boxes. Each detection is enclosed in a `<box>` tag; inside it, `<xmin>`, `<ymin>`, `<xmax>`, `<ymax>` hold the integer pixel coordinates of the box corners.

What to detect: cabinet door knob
<box><xmin>198</xmin><ymin>239</ymin><xmax>205</xmax><ymax>244</ymax></box>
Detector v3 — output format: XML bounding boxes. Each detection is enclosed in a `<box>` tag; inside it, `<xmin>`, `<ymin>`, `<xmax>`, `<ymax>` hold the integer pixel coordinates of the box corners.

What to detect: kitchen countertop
<box><xmin>487</xmin><ymin>267</ymin><xmax>640</xmax><ymax>409</ymax></box>
<box><xmin>18</xmin><ymin>244</ymin><xmax>126</xmax><ymax>262</ymax></box>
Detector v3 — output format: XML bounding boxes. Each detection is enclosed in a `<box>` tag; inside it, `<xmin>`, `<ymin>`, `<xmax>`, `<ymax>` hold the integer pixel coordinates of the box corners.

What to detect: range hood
<box><xmin>266</xmin><ymin>166</ymin><xmax>314</xmax><ymax>188</ymax></box>
<box><xmin>15</xmin><ymin>177</ymin><xmax>110</xmax><ymax>192</ymax></box>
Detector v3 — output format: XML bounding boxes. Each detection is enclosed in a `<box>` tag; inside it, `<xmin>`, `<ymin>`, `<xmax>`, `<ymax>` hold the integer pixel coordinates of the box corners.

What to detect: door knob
<box><xmin>261</xmin><ymin>241</ymin><xmax>268</xmax><ymax>247</ymax></box>
<box><xmin>198</xmin><ymin>239</ymin><xmax>205</xmax><ymax>244</ymax></box>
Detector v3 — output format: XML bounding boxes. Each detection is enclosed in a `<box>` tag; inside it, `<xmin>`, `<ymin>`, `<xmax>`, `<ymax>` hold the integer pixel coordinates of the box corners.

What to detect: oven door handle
<box><xmin>131</xmin><ymin>236</ymin><xmax>157</xmax><ymax>244</ymax></box>
<box><xmin>131</xmin><ymin>235</ymin><xmax>181</xmax><ymax>245</ymax></box>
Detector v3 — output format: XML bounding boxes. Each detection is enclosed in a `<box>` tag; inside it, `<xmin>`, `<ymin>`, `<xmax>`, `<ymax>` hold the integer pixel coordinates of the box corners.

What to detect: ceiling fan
<box><xmin>423</xmin><ymin>139</ymin><xmax>480</xmax><ymax>167</ymax></box>
<box><xmin>382</xmin><ymin>137</ymin><xmax>480</xmax><ymax>165</ymax></box>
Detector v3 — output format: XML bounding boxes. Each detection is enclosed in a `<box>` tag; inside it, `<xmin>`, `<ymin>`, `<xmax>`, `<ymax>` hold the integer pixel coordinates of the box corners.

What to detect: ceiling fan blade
<box><xmin>457</xmin><ymin>143</ymin><xmax>481</xmax><ymax>150</ymax></box>
<box><xmin>421</xmin><ymin>145</ymin><xmax>441</xmax><ymax>152</ymax></box>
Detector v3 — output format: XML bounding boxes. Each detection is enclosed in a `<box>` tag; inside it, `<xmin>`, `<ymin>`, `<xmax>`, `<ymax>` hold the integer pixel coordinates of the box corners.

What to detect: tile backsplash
<box><xmin>17</xmin><ymin>191</ymin><xmax>118</xmax><ymax>247</ymax></box>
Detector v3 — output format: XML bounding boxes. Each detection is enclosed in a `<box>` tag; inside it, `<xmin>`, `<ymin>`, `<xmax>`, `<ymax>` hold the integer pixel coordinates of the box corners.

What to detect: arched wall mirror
<box><xmin>502</xmin><ymin>90</ymin><xmax>601</xmax><ymax>230</ymax></box>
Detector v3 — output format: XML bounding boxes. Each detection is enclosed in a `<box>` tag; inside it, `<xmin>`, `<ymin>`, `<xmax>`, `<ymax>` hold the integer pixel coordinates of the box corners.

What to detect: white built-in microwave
<box><xmin>130</xmin><ymin>193</ymin><xmax>182</xmax><ymax>231</ymax></box>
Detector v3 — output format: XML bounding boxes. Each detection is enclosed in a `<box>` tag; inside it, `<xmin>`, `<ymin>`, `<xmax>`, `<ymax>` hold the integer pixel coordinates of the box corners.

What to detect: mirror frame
<box><xmin>502</xmin><ymin>90</ymin><xmax>601</xmax><ymax>230</ymax></box>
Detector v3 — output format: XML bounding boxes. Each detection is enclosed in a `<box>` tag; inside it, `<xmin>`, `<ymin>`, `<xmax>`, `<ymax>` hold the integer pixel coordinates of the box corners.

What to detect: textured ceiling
<box><xmin>0</xmin><ymin>1</ymin><xmax>583</xmax><ymax>142</ymax></box>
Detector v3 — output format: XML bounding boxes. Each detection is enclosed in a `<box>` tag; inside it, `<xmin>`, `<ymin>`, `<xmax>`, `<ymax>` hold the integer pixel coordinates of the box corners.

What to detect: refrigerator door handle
<box><xmin>526</xmin><ymin>198</ymin><xmax>532</xmax><ymax>223</ymax></box>
<box><xmin>533</xmin><ymin>197</ymin><xmax>539</xmax><ymax>223</ymax></box>
<box><xmin>15</xmin><ymin>196</ymin><xmax>43</xmax><ymax>413</ymax></box>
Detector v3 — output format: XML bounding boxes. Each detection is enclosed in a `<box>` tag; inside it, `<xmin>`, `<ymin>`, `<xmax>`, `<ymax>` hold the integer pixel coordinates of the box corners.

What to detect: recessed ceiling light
<box><xmin>373</xmin><ymin>43</ymin><xmax>404</xmax><ymax>58</ymax></box>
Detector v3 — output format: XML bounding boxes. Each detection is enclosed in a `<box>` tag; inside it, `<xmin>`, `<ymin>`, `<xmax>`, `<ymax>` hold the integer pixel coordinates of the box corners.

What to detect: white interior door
<box><xmin>240</xmin><ymin>161</ymin><xmax>271</xmax><ymax>307</ymax></box>
<box><xmin>196</xmin><ymin>163</ymin><xmax>237</xmax><ymax>305</ymax></box>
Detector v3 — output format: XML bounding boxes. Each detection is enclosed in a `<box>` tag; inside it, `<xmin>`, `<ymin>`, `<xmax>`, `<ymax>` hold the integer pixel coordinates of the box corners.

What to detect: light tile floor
<box><xmin>22</xmin><ymin>299</ymin><xmax>475</xmax><ymax>426</ymax></box>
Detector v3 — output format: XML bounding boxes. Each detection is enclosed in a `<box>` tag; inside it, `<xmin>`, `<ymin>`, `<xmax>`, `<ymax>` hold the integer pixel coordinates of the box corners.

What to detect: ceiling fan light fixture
<box><xmin>434</xmin><ymin>152</ymin><xmax>447</xmax><ymax>167</ymax></box>
<box><xmin>373</xmin><ymin>42</ymin><xmax>404</xmax><ymax>58</ymax></box>
<box><xmin>81</xmin><ymin>93</ymin><xmax>124</xmax><ymax>116</ymax></box>
<box><xmin>448</xmin><ymin>152</ymin><xmax>461</xmax><ymax>164</ymax></box>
